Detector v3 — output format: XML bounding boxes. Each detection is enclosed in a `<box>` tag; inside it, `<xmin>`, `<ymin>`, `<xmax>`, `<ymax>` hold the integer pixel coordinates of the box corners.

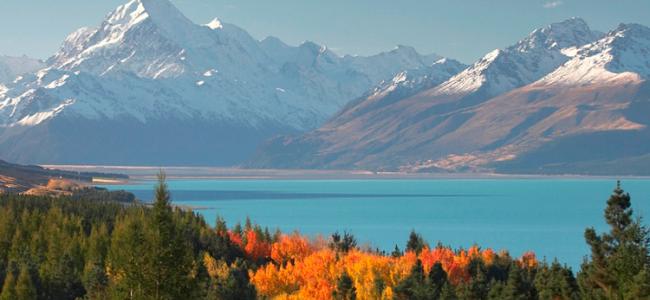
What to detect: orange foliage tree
<box><xmin>246</xmin><ymin>230</ymin><xmax>540</xmax><ymax>300</ymax></box>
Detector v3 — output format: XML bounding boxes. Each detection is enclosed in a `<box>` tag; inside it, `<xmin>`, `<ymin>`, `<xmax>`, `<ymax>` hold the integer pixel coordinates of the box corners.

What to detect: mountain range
<box><xmin>251</xmin><ymin>19</ymin><xmax>650</xmax><ymax>175</ymax></box>
<box><xmin>1</xmin><ymin>0</ymin><xmax>649</xmax><ymax>175</ymax></box>
<box><xmin>0</xmin><ymin>0</ymin><xmax>442</xmax><ymax>165</ymax></box>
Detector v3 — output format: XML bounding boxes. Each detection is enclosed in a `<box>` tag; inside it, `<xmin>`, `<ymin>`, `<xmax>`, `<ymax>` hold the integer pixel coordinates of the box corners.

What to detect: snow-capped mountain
<box><xmin>537</xmin><ymin>23</ymin><xmax>650</xmax><ymax>86</ymax></box>
<box><xmin>333</xmin><ymin>58</ymin><xmax>467</xmax><ymax>124</ymax></box>
<box><xmin>0</xmin><ymin>0</ymin><xmax>446</xmax><ymax>165</ymax></box>
<box><xmin>0</xmin><ymin>55</ymin><xmax>44</xmax><ymax>84</ymax></box>
<box><xmin>430</xmin><ymin>18</ymin><xmax>601</xmax><ymax>100</ymax></box>
<box><xmin>251</xmin><ymin>19</ymin><xmax>650</xmax><ymax>175</ymax></box>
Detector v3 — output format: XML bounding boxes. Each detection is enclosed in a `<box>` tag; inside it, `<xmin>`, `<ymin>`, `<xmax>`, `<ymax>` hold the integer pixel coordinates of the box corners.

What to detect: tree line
<box><xmin>0</xmin><ymin>175</ymin><xmax>647</xmax><ymax>299</ymax></box>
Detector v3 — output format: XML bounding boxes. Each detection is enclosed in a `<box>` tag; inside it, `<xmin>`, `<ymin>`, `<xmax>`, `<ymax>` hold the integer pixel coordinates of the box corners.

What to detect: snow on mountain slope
<box><xmin>0</xmin><ymin>0</ymin><xmax>445</xmax><ymax>131</ymax></box>
<box><xmin>250</xmin><ymin>19</ymin><xmax>650</xmax><ymax>173</ymax></box>
<box><xmin>49</xmin><ymin>0</ymin><xmax>270</xmax><ymax>79</ymax></box>
<box><xmin>0</xmin><ymin>55</ymin><xmax>45</xmax><ymax>84</ymax></box>
<box><xmin>0</xmin><ymin>0</ymin><xmax>446</xmax><ymax>165</ymax></box>
<box><xmin>406</xmin><ymin>23</ymin><xmax>650</xmax><ymax>173</ymax></box>
<box><xmin>332</xmin><ymin>58</ymin><xmax>467</xmax><ymax>124</ymax></box>
<box><xmin>431</xmin><ymin>17</ymin><xmax>601</xmax><ymax>99</ymax></box>
<box><xmin>538</xmin><ymin>23</ymin><xmax>650</xmax><ymax>86</ymax></box>
<box><xmin>342</xmin><ymin>45</ymin><xmax>443</xmax><ymax>84</ymax></box>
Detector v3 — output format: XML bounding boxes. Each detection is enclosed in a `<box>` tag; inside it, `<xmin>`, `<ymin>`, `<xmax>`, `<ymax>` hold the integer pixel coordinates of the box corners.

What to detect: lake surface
<box><xmin>102</xmin><ymin>179</ymin><xmax>650</xmax><ymax>270</ymax></box>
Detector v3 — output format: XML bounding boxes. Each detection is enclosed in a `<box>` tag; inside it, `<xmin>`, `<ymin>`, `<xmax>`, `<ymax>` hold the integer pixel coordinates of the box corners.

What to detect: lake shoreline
<box><xmin>43</xmin><ymin>164</ymin><xmax>650</xmax><ymax>183</ymax></box>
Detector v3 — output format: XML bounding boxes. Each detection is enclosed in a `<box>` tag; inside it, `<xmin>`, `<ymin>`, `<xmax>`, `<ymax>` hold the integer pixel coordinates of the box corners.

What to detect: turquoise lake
<box><xmin>102</xmin><ymin>179</ymin><xmax>650</xmax><ymax>270</ymax></box>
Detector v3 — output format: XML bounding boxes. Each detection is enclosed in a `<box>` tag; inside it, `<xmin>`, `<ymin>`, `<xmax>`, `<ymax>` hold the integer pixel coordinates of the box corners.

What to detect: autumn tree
<box><xmin>580</xmin><ymin>181</ymin><xmax>650</xmax><ymax>299</ymax></box>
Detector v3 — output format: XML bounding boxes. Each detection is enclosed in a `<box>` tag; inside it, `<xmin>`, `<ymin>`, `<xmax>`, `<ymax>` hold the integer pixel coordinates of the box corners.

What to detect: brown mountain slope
<box><xmin>249</xmin><ymin>23</ymin><xmax>650</xmax><ymax>174</ymax></box>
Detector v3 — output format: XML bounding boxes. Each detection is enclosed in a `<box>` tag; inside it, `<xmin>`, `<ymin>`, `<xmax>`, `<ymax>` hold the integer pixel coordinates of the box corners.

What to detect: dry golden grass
<box><xmin>23</xmin><ymin>187</ymin><xmax>72</xmax><ymax>197</ymax></box>
<box><xmin>45</xmin><ymin>179</ymin><xmax>84</xmax><ymax>192</ymax></box>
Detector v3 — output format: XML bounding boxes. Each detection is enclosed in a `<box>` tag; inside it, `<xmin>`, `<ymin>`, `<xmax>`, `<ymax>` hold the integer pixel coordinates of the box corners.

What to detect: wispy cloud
<box><xmin>543</xmin><ymin>1</ymin><xmax>563</xmax><ymax>9</ymax></box>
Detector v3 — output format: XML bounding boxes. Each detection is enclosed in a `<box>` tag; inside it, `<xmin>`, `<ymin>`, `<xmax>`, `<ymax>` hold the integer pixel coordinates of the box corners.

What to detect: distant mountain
<box><xmin>0</xmin><ymin>55</ymin><xmax>44</xmax><ymax>84</ymax></box>
<box><xmin>0</xmin><ymin>0</ymin><xmax>446</xmax><ymax>165</ymax></box>
<box><xmin>250</xmin><ymin>19</ymin><xmax>650</xmax><ymax>175</ymax></box>
<box><xmin>486</xmin><ymin>23</ymin><xmax>650</xmax><ymax>174</ymax></box>
<box><xmin>433</xmin><ymin>18</ymin><xmax>600</xmax><ymax>100</ymax></box>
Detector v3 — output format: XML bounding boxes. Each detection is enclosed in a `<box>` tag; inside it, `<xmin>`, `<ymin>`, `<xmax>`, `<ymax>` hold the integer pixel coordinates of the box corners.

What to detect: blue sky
<box><xmin>0</xmin><ymin>0</ymin><xmax>648</xmax><ymax>63</ymax></box>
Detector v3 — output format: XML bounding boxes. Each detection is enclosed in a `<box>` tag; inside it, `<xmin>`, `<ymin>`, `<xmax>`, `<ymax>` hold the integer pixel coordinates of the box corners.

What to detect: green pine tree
<box><xmin>215</xmin><ymin>216</ymin><xmax>228</xmax><ymax>236</ymax></box>
<box><xmin>83</xmin><ymin>225</ymin><xmax>109</xmax><ymax>299</ymax></box>
<box><xmin>534</xmin><ymin>260</ymin><xmax>579</xmax><ymax>300</ymax></box>
<box><xmin>428</xmin><ymin>262</ymin><xmax>448</xmax><ymax>298</ymax></box>
<box><xmin>626</xmin><ymin>266</ymin><xmax>650</xmax><ymax>298</ymax></box>
<box><xmin>502</xmin><ymin>264</ymin><xmax>532</xmax><ymax>300</ymax></box>
<box><xmin>329</xmin><ymin>231</ymin><xmax>358</xmax><ymax>253</ymax></box>
<box><xmin>207</xmin><ymin>259</ymin><xmax>256</xmax><ymax>300</ymax></box>
<box><xmin>15</xmin><ymin>265</ymin><xmax>37</xmax><ymax>300</ymax></box>
<box><xmin>580</xmin><ymin>181</ymin><xmax>650</xmax><ymax>299</ymax></box>
<box><xmin>394</xmin><ymin>259</ymin><xmax>434</xmax><ymax>300</ymax></box>
<box><xmin>0</xmin><ymin>270</ymin><xmax>17</xmax><ymax>300</ymax></box>
<box><xmin>391</xmin><ymin>245</ymin><xmax>403</xmax><ymax>258</ymax></box>
<box><xmin>373</xmin><ymin>275</ymin><xmax>386</xmax><ymax>299</ymax></box>
<box><xmin>458</xmin><ymin>259</ymin><xmax>489</xmax><ymax>299</ymax></box>
<box><xmin>149</xmin><ymin>171</ymin><xmax>197</xmax><ymax>300</ymax></box>
<box><xmin>440</xmin><ymin>281</ymin><xmax>458</xmax><ymax>300</ymax></box>
<box><xmin>405</xmin><ymin>230</ymin><xmax>426</xmax><ymax>254</ymax></box>
<box><xmin>333</xmin><ymin>271</ymin><xmax>356</xmax><ymax>300</ymax></box>
<box><xmin>487</xmin><ymin>280</ymin><xmax>505</xmax><ymax>300</ymax></box>
<box><xmin>107</xmin><ymin>210</ymin><xmax>151</xmax><ymax>299</ymax></box>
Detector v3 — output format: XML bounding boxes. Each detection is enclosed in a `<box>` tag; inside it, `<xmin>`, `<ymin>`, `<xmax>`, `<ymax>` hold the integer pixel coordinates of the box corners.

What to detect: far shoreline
<box><xmin>41</xmin><ymin>164</ymin><xmax>650</xmax><ymax>183</ymax></box>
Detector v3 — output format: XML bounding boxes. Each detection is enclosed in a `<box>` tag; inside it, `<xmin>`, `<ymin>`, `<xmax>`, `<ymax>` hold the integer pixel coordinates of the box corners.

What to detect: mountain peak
<box><xmin>105</xmin><ymin>0</ymin><xmax>195</xmax><ymax>37</ymax></box>
<box><xmin>48</xmin><ymin>0</ymin><xmax>209</xmax><ymax>77</ymax></box>
<box><xmin>105</xmin><ymin>0</ymin><xmax>146</xmax><ymax>26</ymax></box>
<box><xmin>205</xmin><ymin>17</ymin><xmax>223</xmax><ymax>30</ymax></box>
<box><xmin>612</xmin><ymin>23</ymin><xmax>650</xmax><ymax>37</ymax></box>
<box><xmin>433</xmin><ymin>18</ymin><xmax>602</xmax><ymax>98</ymax></box>
<box><xmin>389</xmin><ymin>45</ymin><xmax>420</xmax><ymax>57</ymax></box>
<box><xmin>555</xmin><ymin>17</ymin><xmax>589</xmax><ymax>28</ymax></box>
<box><xmin>514</xmin><ymin>17</ymin><xmax>598</xmax><ymax>52</ymax></box>
<box><xmin>533</xmin><ymin>21</ymin><xmax>650</xmax><ymax>85</ymax></box>
<box><xmin>299</xmin><ymin>41</ymin><xmax>329</xmax><ymax>55</ymax></box>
